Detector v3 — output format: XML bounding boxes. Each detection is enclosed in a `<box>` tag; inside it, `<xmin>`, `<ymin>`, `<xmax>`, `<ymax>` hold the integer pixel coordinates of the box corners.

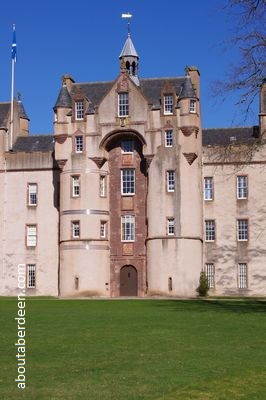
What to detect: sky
<box><xmin>0</xmin><ymin>0</ymin><xmax>260</xmax><ymax>134</ymax></box>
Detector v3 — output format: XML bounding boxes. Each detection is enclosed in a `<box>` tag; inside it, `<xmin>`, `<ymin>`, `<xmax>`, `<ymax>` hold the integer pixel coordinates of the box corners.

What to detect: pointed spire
<box><xmin>119</xmin><ymin>34</ymin><xmax>139</xmax><ymax>59</ymax></box>
<box><xmin>179</xmin><ymin>73</ymin><xmax>196</xmax><ymax>99</ymax></box>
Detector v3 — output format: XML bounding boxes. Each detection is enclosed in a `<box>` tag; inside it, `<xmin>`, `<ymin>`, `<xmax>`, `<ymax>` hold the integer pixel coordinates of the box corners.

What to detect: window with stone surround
<box><xmin>121</xmin><ymin>169</ymin><xmax>135</xmax><ymax>195</ymax></box>
<box><xmin>165</xmin><ymin>130</ymin><xmax>173</xmax><ymax>147</ymax></box>
<box><xmin>26</xmin><ymin>225</ymin><xmax>37</xmax><ymax>247</ymax></box>
<box><xmin>121</xmin><ymin>215</ymin><xmax>135</xmax><ymax>241</ymax></box>
<box><xmin>237</xmin><ymin>219</ymin><xmax>248</xmax><ymax>241</ymax></box>
<box><xmin>237</xmin><ymin>176</ymin><xmax>248</xmax><ymax>199</ymax></box>
<box><xmin>28</xmin><ymin>183</ymin><xmax>37</xmax><ymax>206</ymax></box>
<box><xmin>205</xmin><ymin>263</ymin><xmax>215</xmax><ymax>288</ymax></box>
<box><xmin>118</xmin><ymin>93</ymin><xmax>129</xmax><ymax>117</ymax></box>
<box><xmin>238</xmin><ymin>263</ymin><xmax>248</xmax><ymax>289</ymax></box>
<box><xmin>167</xmin><ymin>170</ymin><xmax>175</xmax><ymax>192</ymax></box>
<box><xmin>72</xmin><ymin>176</ymin><xmax>80</xmax><ymax>197</ymax></box>
<box><xmin>164</xmin><ymin>95</ymin><xmax>174</xmax><ymax>114</ymax></box>
<box><xmin>204</xmin><ymin>177</ymin><xmax>213</xmax><ymax>200</ymax></box>
<box><xmin>27</xmin><ymin>264</ymin><xmax>36</xmax><ymax>288</ymax></box>
<box><xmin>167</xmin><ymin>218</ymin><xmax>175</xmax><ymax>235</ymax></box>
<box><xmin>75</xmin><ymin>101</ymin><xmax>84</xmax><ymax>120</ymax></box>
<box><xmin>205</xmin><ymin>220</ymin><xmax>215</xmax><ymax>241</ymax></box>
<box><xmin>72</xmin><ymin>221</ymin><xmax>80</xmax><ymax>239</ymax></box>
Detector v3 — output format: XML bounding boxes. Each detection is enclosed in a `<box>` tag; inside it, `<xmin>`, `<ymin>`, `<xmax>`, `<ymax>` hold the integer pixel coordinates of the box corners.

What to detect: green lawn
<box><xmin>1</xmin><ymin>298</ymin><xmax>266</xmax><ymax>400</ymax></box>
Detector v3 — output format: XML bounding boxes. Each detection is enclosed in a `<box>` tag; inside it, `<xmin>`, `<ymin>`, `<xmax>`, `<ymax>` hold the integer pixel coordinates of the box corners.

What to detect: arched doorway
<box><xmin>120</xmin><ymin>265</ymin><xmax>138</xmax><ymax>296</ymax></box>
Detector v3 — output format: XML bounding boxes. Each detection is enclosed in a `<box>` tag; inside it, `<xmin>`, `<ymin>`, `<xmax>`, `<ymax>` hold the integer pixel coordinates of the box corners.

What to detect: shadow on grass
<box><xmin>153</xmin><ymin>299</ymin><xmax>266</xmax><ymax>314</ymax></box>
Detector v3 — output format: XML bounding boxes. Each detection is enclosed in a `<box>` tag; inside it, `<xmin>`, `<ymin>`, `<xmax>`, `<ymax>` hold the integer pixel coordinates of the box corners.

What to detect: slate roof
<box><xmin>203</xmin><ymin>126</ymin><xmax>260</xmax><ymax>146</ymax></box>
<box><xmin>0</xmin><ymin>103</ymin><xmax>10</xmax><ymax>127</ymax></box>
<box><xmin>54</xmin><ymin>77</ymin><xmax>187</xmax><ymax>112</ymax></box>
<box><xmin>12</xmin><ymin>135</ymin><xmax>54</xmax><ymax>152</ymax></box>
<box><xmin>179</xmin><ymin>75</ymin><xmax>197</xmax><ymax>99</ymax></box>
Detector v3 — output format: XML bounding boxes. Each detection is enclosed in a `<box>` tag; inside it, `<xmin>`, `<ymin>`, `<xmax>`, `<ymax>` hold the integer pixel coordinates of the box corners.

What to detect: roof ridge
<box><xmin>203</xmin><ymin>126</ymin><xmax>256</xmax><ymax>130</ymax></box>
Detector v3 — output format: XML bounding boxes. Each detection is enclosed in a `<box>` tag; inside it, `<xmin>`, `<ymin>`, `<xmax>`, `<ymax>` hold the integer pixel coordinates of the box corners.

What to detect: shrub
<box><xmin>197</xmin><ymin>271</ymin><xmax>209</xmax><ymax>297</ymax></box>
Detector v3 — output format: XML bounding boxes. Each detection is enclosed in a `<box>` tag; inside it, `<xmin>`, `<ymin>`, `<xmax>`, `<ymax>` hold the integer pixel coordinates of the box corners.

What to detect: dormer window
<box><xmin>164</xmin><ymin>95</ymin><xmax>174</xmax><ymax>114</ymax></box>
<box><xmin>75</xmin><ymin>101</ymin><xmax>84</xmax><ymax>120</ymax></box>
<box><xmin>118</xmin><ymin>93</ymin><xmax>129</xmax><ymax>117</ymax></box>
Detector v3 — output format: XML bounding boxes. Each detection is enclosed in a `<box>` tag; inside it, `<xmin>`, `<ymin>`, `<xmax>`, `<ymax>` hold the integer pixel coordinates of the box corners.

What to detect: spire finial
<box><xmin>121</xmin><ymin>13</ymin><xmax>133</xmax><ymax>36</ymax></box>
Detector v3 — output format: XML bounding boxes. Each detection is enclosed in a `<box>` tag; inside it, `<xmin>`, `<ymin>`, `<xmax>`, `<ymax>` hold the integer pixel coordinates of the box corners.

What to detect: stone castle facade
<box><xmin>1</xmin><ymin>33</ymin><xmax>266</xmax><ymax>297</ymax></box>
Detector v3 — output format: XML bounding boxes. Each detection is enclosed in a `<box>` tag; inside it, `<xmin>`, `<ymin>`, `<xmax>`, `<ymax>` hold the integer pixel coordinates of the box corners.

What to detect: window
<box><xmin>72</xmin><ymin>221</ymin><xmax>80</xmax><ymax>238</ymax></box>
<box><xmin>205</xmin><ymin>220</ymin><xmax>215</xmax><ymax>241</ymax></box>
<box><xmin>121</xmin><ymin>215</ymin><xmax>135</xmax><ymax>241</ymax></box>
<box><xmin>237</xmin><ymin>176</ymin><xmax>247</xmax><ymax>199</ymax></box>
<box><xmin>75</xmin><ymin>101</ymin><xmax>84</xmax><ymax>120</ymax></box>
<box><xmin>165</xmin><ymin>130</ymin><xmax>173</xmax><ymax>147</ymax></box>
<box><xmin>205</xmin><ymin>263</ymin><xmax>215</xmax><ymax>288</ymax></box>
<box><xmin>28</xmin><ymin>183</ymin><xmax>37</xmax><ymax>206</ymax></box>
<box><xmin>100</xmin><ymin>175</ymin><xmax>106</xmax><ymax>197</ymax></box>
<box><xmin>121</xmin><ymin>139</ymin><xmax>133</xmax><ymax>153</ymax></box>
<box><xmin>72</xmin><ymin>176</ymin><xmax>80</xmax><ymax>197</ymax></box>
<box><xmin>100</xmin><ymin>221</ymin><xmax>107</xmax><ymax>238</ymax></box>
<box><xmin>167</xmin><ymin>170</ymin><xmax>175</xmax><ymax>192</ymax></box>
<box><xmin>121</xmin><ymin>169</ymin><xmax>135</xmax><ymax>195</ymax></box>
<box><xmin>237</xmin><ymin>219</ymin><xmax>248</xmax><ymax>241</ymax></box>
<box><xmin>118</xmin><ymin>93</ymin><xmax>129</xmax><ymax>117</ymax></box>
<box><xmin>238</xmin><ymin>263</ymin><xmax>248</xmax><ymax>289</ymax></box>
<box><xmin>27</xmin><ymin>264</ymin><xmax>36</xmax><ymax>288</ymax></box>
<box><xmin>189</xmin><ymin>100</ymin><xmax>196</xmax><ymax>113</ymax></box>
<box><xmin>164</xmin><ymin>95</ymin><xmax>174</xmax><ymax>114</ymax></box>
<box><xmin>204</xmin><ymin>177</ymin><xmax>213</xmax><ymax>200</ymax></box>
<box><xmin>167</xmin><ymin>218</ymin><xmax>175</xmax><ymax>235</ymax></box>
<box><xmin>75</xmin><ymin>135</ymin><xmax>84</xmax><ymax>153</ymax></box>
<box><xmin>26</xmin><ymin>225</ymin><xmax>37</xmax><ymax>247</ymax></box>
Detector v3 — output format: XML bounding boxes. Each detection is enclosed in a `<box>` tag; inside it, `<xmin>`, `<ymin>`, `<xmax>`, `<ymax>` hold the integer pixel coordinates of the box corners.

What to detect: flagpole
<box><xmin>10</xmin><ymin>24</ymin><xmax>16</xmax><ymax>150</ymax></box>
<box><xmin>10</xmin><ymin>55</ymin><xmax>15</xmax><ymax>150</ymax></box>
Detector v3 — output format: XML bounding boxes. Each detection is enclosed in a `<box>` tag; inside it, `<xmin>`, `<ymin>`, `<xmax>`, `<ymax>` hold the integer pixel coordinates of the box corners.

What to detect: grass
<box><xmin>1</xmin><ymin>298</ymin><xmax>266</xmax><ymax>399</ymax></box>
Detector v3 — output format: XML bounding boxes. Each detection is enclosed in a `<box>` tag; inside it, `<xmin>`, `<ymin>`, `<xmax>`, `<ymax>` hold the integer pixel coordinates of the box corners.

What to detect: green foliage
<box><xmin>196</xmin><ymin>270</ymin><xmax>209</xmax><ymax>297</ymax></box>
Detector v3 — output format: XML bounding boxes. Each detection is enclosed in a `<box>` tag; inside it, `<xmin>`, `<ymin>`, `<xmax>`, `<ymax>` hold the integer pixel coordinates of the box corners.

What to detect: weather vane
<box><xmin>121</xmin><ymin>12</ymin><xmax>133</xmax><ymax>35</ymax></box>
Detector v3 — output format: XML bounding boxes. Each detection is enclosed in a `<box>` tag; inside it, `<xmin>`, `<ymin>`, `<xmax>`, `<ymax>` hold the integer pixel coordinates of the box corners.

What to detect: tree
<box><xmin>214</xmin><ymin>0</ymin><xmax>266</xmax><ymax>120</ymax></box>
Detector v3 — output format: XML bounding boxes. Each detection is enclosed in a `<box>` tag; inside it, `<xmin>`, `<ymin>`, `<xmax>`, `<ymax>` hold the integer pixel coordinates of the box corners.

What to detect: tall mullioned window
<box><xmin>75</xmin><ymin>101</ymin><xmax>84</xmax><ymax>120</ymax></box>
<box><xmin>28</xmin><ymin>183</ymin><xmax>37</xmax><ymax>206</ymax></box>
<box><xmin>118</xmin><ymin>93</ymin><xmax>129</xmax><ymax>117</ymax></box>
<box><xmin>205</xmin><ymin>220</ymin><xmax>215</xmax><ymax>241</ymax></box>
<box><xmin>238</xmin><ymin>263</ymin><xmax>248</xmax><ymax>289</ymax></box>
<box><xmin>121</xmin><ymin>215</ymin><xmax>135</xmax><ymax>241</ymax></box>
<box><xmin>205</xmin><ymin>263</ymin><xmax>215</xmax><ymax>288</ymax></box>
<box><xmin>237</xmin><ymin>176</ymin><xmax>248</xmax><ymax>199</ymax></box>
<box><xmin>27</xmin><ymin>264</ymin><xmax>36</xmax><ymax>288</ymax></box>
<box><xmin>121</xmin><ymin>169</ymin><xmax>135</xmax><ymax>195</ymax></box>
<box><xmin>204</xmin><ymin>177</ymin><xmax>213</xmax><ymax>200</ymax></box>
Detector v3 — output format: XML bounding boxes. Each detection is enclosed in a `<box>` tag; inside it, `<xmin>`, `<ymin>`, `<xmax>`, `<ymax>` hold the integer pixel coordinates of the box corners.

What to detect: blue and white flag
<box><xmin>11</xmin><ymin>24</ymin><xmax>17</xmax><ymax>62</ymax></box>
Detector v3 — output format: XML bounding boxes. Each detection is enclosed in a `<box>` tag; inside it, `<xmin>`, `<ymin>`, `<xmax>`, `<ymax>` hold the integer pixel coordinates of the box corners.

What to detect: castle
<box><xmin>1</xmin><ymin>32</ymin><xmax>266</xmax><ymax>297</ymax></box>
